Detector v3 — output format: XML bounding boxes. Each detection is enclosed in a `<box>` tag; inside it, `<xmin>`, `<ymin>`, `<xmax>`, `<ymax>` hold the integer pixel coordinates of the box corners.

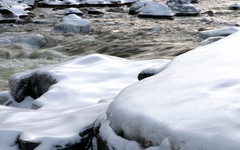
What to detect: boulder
<box><xmin>129</xmin><ymin>1</ymin><xmax>175</xmax><ymax>19</ymax></box>
<box><xmin>199</xmin><ymin>27</ymin><xmax>240</xmax><ymax>39</ymax></box>
<box><xmin>166</xmin><ymin>0</ymin><xmax>201</xmax><ymax>16</ymax></box>
<box><xmin>228</xmin><ymin>3</ymin><xmax>240</xmax><ymax>10</ymax></box>
<box><xmin>0</xmin><ymin>8</ymin><xmax>19</xmax><ymax>23</ymax></box>
<box><xmin>54</xmin><ymin>14</ymin><xmax>91</xmax><ymax>33</ymax></box>
<box><xmin>65</xmin><ymin>8</ymin><xmax>83</xmax><ymax>16</ymax></box>
<box><xmin>87</xmin><ymin>8</ymin><xmax>104</xmax><ymax>15</ymax></box>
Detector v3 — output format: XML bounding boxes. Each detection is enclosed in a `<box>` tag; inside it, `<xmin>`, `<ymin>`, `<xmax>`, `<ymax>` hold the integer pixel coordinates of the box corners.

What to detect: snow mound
<box><xmin>107</xmin><ymin>31</ymin><xmax>240</xmax><ymax>150</ymax></box>
<box><xmin>9</xmin><ymin>54</ymin><xmax>165</xmax><ymax>109</ymax></box>
<box><xmin>199</xmin><ymin>27</ymin><xmax>240</xmax><ymax>39</ymax></box>
<box><xmin>54</xmin><ymin>14</ymin><xmax>91</xmax><ymax>33</ymax></box>
<box><xmin>0</xmin><ymin>32</ymin><xmax>47</xmax><ymax>50</ymax></box>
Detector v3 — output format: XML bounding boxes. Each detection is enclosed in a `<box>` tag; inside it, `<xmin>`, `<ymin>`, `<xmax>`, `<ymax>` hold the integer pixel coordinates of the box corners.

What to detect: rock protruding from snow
<box><xmin>166</xmin><ymin>0</ymin><xmax>201</xmax><ymax>16</ymax></box>
<box><xmin>228</xmin><ymin>3</ymin><xmax>240</xmax><ymax>10</ymax></box>
<box><xmin>54</xmin><ymin>14</ymin><xmax>91</xmax><ymax>33</ymax></box>
<box><xmin>8</xmin><ymin>54</ymin><xmax>165</xmax><ymax>109</ymax></box>
<box><xmin>199</xmin><ymin>27</ymin><xmax>240</xmax><ymax>39</ymax></box>
<box><xmin>199</xmin><ymin>36</ymin><xmax>224</xmax><ymax>46</ymax></box>
<box><xmin>129</xmin><ymin>1</ymin><xmax>175</xmax><ymax>19</ymax></box>
<box><xmin>65</xmin><ymin>8</ymin><xmax>83</xmax><ymax>16</ymax></box>
<box><xmin>106</xmin><ymin>31</ymin><xmax>240</xmax><ymax>150</ymax></box>
<box><xmin>0</xmin><ymin>32</ymin><xmax>47</xmax><ymax>50</ymax></box>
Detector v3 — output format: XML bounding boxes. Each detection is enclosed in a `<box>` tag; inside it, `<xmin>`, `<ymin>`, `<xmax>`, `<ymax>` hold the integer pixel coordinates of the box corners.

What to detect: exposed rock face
<box><xmin>129</xmin><ymin>1</ymin><xmax>175</xmax><ymax>19</ymax></box>
<box><xmin>0</xmin><ymin>8</ymin><xmax>19</xmax><ymax>23</ymax></box>
<box><xmin>54</xmin><ymin>14</ymin><xmax>91</xmax><ymax>33</ymax></box>
<box><xmin>166</xmin><ymin>0</ymin><xmax>201</xmax><ymax>16</ymax></box>
<box><xmin>9</xmin><ymin>71</ymin><xmax>57</xmax><ymax>103</ymax></box>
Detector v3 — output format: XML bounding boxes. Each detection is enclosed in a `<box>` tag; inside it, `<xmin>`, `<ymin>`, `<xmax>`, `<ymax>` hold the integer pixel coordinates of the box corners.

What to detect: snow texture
<box><xmin>9</xmin><ymin>54</ymin><xmax>165</xmax><ymax>109</ymax></box>
<box><xmin>54</xmin><ymin>14</ymin><xmax>91</xmax><ymax>33</ymax></box>
<box><xmin>107</xmin><ymin>31</ymin><xmax>240</xmax><ymax>150</ymax></box>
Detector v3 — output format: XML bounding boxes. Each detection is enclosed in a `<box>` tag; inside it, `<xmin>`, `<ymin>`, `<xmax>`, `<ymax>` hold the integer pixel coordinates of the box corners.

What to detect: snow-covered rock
<box><xmin>199</xmin><ymin>36</ymin><xmax>224</xmax><ymax>45</ymax></box>
<box><xmin>129</xmin><ymin>1</ymin><xmax>175</xmax><ymax>19</ymax></box>
<box><xmin>65</xmin><ymin>8</ymin><xmax>83</xmax><ymax>16</ymax></box>
<box><xmin>54</xmin><ymin>14</ymin><xmax>91</xmax><ymax>33</ymax></box>
<box><xmin>166</xmin><ymin>0</ymin><xmax>201</xmax><ymax>16</ymax></box>
<box><xmin>9</xmin><ymin>54</ymin><xmax>165</xmax><ymax>109</ymax></box>
<box><xmin>199</xmin><ymin>27</ymin><xmax>240</xmax><ymax>39</ymax></box>
<box><xmin>228</xmin><ymin>3</ymin><xmax>240</xmax><ymax>10</ymax></box>
<box><xmin>106</xmin><ymin>31</ymin><xmax>240</xmax><ymax>150</ymax></box>
<box><xmin>0</xmin><ymin>8</ymin><xmax>19</xmax><ymax>23</ymax></box>
<box><xmin>0</xmin><ymin>32</ymin><xmax>47</xmax><ymax>50</ymax></box>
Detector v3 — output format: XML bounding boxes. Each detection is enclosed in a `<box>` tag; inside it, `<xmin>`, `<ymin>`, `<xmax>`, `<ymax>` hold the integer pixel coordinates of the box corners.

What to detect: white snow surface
<box><xmin>10</xmin><ymin>54</ymin><xmax>165</xmax><ymax>109</ymax></box>
<box><xmin>107</xmin><ymin>31</ymin><xmax>240</xmax><ymax>150</ymax></box>
<box><xmin>199</xmin><ymin>27</ymin><xmax>240</xmax><ymax>39</ymax></box>
<box><xmin>0</xmin><ymin>103</ymin><xmax>108</xmax><ymax>150</ymax></box>
<box><xmin>54</xmin><ymin>14</ymin><xmax>91</xmax><ymax>33</ymax></box>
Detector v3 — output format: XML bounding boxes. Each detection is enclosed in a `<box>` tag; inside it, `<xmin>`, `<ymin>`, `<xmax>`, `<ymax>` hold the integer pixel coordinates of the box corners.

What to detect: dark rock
<box><xmin>190</xmin><ymin>0</ymin><xmax>199</xmax><ymax>3</ymax></box>
<box><xmin>138</xmin><ymin>72</ymin><xmax>155</xmax><ymax>80</ymax></box>
<box><xmin>88</xmin><ymin>8</ymin><xmax>104</xmax><ymax>15</ymax></box>
<box><xmin>166</xmin><ymin>0</ymin><xmax>201</xmax><ymax>16</ymax></box>
<box><xmin>0</xmin><ymin>8</ymin><xmax>19</xmax><ymax>23</ymax></box>
<box><xmin>228</xmin><ymin>3</ymin><xmax>240</xmax><ymax>10</ymax></box>
<box><xmin>9</xmin><ymin>72</ymin><xmax>57</xmax><ymax>102</ymax></box>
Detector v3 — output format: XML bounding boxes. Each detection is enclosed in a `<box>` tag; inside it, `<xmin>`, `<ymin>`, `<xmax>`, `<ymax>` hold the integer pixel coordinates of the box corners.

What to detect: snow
<box><xmin>54</xmin><ymin>14</ymin><xmax>91</xmax><ymax>33</ymax></box>
<box><xmin>9</xmin><ymin>54</ymin><xmax>165</xmax><ymax>109</ymax></box>
<box><xmin>106</xmin><ymin>31</ymin><xmax>240</xmax><ymax>150</ymax></box>
<box><xmin>65</xmin><ymin>8</ymin><xmax>83</xmax><ymax>15</ymax></box>
<box><xmin>0</xmin><ymin>103</ymin><xmax>108</xmax><ymax>150</ymax></box>
<box><xmin>199</xmin><ymin>27</ymin><xmax>240</xmax><ymax>39</ymax></box>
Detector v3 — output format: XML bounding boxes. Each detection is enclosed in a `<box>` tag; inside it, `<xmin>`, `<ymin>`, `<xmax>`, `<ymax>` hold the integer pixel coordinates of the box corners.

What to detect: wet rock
<box><xmin>190</xmin><ymin>0</ymin><xmax>199</xmax><ymax>3</ymax></box>
<box><xmin>9</xmin><ymin>72</ymin><xmax>57</xmax><ymax>103</ymax></box>
<box><xmin>0</xmin><ymin>8</ymin><xmax>19</xmax><ymax>23</ymax></box>
<box><xmin>106</xmin><ymin>7</ymin><xmax>127</xmax><ymax>13</ymax></box>
<box><xmin>202</xmin><ymin>10</ymin><xmax>214</xmax><ymax>16</ymax></box>
<box><xmin>166</xmin><ymin>0</ymin><xmax>201</xmax><ymax>16</ymax></box>
<box><xmin>0</xmin><ymin>32</ymin><xmax>47</xmax><ymax>49</ymax></box>
<box><xmin>129</xmin><ymin>1</ymin><xmax>175</xmax><ymax>19</ymax></box>
<box><xmin>54</xmin><ymin>14</ymin><xmax>91</xmax><ymax>33</ymax></box>
<box><xmin>199</xmin><ymin>18</ymin><xmax>213</xmax><ymax>24</ymax></box>
<box><xmin>199</xmin><ymin>27</ymin><xmax>240</xmax><ymax>39</ymax></box>
<box><xmin>65</xmin><ymin>8</ymin><xmax>83</xmax><ymax>16</ymax></box>
<box><xmin>228</xmin><ymin>3</ymin><xmax>240</xmax><ymax>10</ymax></box>
<box><xmin>88</xmin><ymin>8</ymin><xmax>104</xmax><ymax>15</ymax></box>
<box><xmin>199</xmin><ymin>36</ymin><xmax>224</xmax><ymax>45</ymax></box>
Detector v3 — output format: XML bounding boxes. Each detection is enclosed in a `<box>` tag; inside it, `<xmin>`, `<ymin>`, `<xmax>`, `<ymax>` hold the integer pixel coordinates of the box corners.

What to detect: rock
<box><xmin>129</xmin><ymin>1</ymin><xmax>175</xmax><ymax>19</ymax></box>
<box><xmin>106</xmin><ymin>7</ymin><xmax>127</xmax><ymax>13</ymax></box>
<box><xmin>228</xmin><ymin>3</ymin><xmax>240</xmax><ymax>10</ymax></box>
<box><xmin>199</xmin><ymin>18</ymin><xmax>213</xmax><ymax>23</ymax></box>
<box><xmin>202</xmin><ymin>10</ymin><xmax>214</xmax><ymax>16</ymax></box>
<box><xmin>199</xmin><ymin>27</ymin><xmax>240</xmax><ymax>39</ymax></box>
<box><xmin>0</xmin><ymin>32</ymin><xmax>47</xmax><ymax>49</ymax></box>
<box><xmin>87</xmin><ymin>8</ymin><xmax>104</xmax><ymax>15</ymax></box>
<box><xmin>190</xmin><ymin>0</ymin><xmax>199</xmax><ymax>3</ymax></box>
<box><xmin>199</xmin><ymin>36</ymin><xmax>224</xmax><ymax>45</ymax></box>
<box><xmin>54</xmin><ymin>14</ymin><xmax>91</xmax><ymax>33</ymax></box>
<box><xmin>65</xmin><ymin>8</ymin><xmax>83</xmax><ymax>16</ymax></box>
<box><xmin>9</xmin><ymin>72</ymin><xmax>57</xmax><ymax>102</ymax></box>
<box><xmin>166</xmin><ymin>0</ymin><xmax>201</xmax><ymax>16</ymax></box>
<box><xmin>0</xmin><ymin>8</ymin><xmax>19</xmax><ymax>23</ymax></box>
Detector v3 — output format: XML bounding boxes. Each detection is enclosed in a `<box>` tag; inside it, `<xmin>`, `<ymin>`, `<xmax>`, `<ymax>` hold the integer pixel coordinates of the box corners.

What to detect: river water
<box><xmin>0</xmin><ymin>0</ymin><xmax>239</xmax><ymax>90</ymax></box>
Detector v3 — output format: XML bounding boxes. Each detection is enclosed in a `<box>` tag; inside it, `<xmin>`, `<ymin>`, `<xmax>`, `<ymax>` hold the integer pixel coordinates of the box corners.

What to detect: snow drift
<box><xmin>106</xmin><ymin>31</ymin><xmax>240</xmax><ymax>150</ymax></box>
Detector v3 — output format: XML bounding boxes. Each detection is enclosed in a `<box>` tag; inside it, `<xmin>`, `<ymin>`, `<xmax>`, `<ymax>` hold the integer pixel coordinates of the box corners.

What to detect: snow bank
<box><xmin>54</xmin><ymin>14</ymin><xmax>91</xmax><ymax>33</ymax></box>
<box><xmin>9</xmin><ymin>54</ymin><xmax>165</xmax><ymax>109</ymax></box>
<box><xmin>107</xmin><ymin>31</ymin><xmax>240</xmax><ymax>150</ymax></box>
<box><xmin>0</xmin><ymin>103</ymin><xmax>108</xmax><ymax>150</ymax></box>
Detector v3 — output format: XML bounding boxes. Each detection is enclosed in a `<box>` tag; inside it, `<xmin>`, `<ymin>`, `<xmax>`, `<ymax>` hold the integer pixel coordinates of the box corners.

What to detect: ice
<box><xmin>106</xmin><ymin>31</ymin><xmax>240</xmax><ymax>150</ymax></box>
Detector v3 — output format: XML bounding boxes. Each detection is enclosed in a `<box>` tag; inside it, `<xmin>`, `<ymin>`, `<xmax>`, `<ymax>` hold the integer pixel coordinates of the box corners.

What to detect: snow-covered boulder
<box><xmin>228</xmin><ymin>3</ymin><xmax>240</xmax><ymax>10</ymax></box>
<box><xmin>129</xmin><ymin>1</ymin><xmax>175</xmax><ymax>19</ymax></box>
<box><xmin>0</xmin><ymin>8</ymin><xmax>19</xmax><ymax>23</ymax></box>
<box><xmin>106</xmin><ymin>31</ymin><xmax>240</xmax><ymax>150</ymax></box>
<box><xmin>9</xmin><ymin>54</ymin><xmax>165</xmax><ymax>109</ymax></box>
<box><xmin>65</xmin><ymin>8</ymin><xmax>83</xmax><ymax>16</ymax></box>
<box><xmin>0</xmin><ymin>32</ymin><xmax>47</xmax><ymax>50</ymax></box>
<box><xmin>54</xmin><ymin>14</ymin><xmax>91</xmax><ymax>33</ymax></box>
<box><xmin>199</xmin><ymin>27</ymin><xmax>240</xmax><ymax>39</ymax></box>
<box><xmin>199</xmin><ymin>36</ymin><xmax>224</xmax><ymax>45</ymax></box>
<box><xmin>167</xmin><ymin>0</ymin><xmax>201</xmax><ymax>16</ymax></box>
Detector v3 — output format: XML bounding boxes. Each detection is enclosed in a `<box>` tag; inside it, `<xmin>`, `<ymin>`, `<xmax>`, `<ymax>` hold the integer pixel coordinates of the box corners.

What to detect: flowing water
<box><xmin>0</xmin><ymin>0</ymin><xmax>239</xmax><ymax>90</ymax></box>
